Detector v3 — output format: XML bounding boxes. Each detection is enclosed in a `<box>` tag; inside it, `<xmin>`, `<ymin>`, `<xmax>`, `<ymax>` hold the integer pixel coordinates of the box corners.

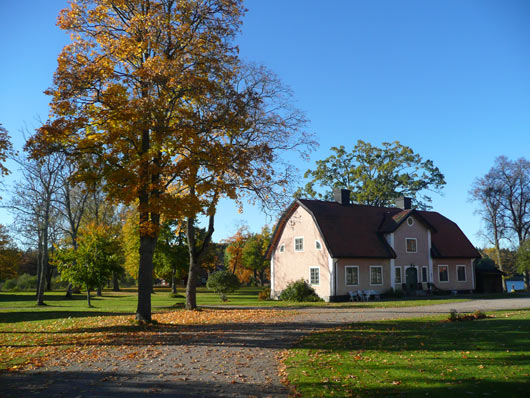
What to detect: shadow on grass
<box><xmin>290</xmin><ymin>378</ymin><xmax>529</xmax><ymax>398</ymax></box>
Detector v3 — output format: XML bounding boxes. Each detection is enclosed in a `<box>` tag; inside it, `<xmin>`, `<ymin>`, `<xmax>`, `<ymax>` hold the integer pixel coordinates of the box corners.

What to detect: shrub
<box><xmin>473</xmin><ymin>310</ymin><xmax>487</xmax><ymax>319</ymax></box>
<box><xmin>448</xmin><ymin>309</ymin><xmax>488</xmax><ymax>322</ymax></box>
<box><xmin>16</xmin><ymin>273</ymin><xmax>38</xmax><ymax>291</ymax></box>
<box><xmin>258</xmin><ymin>287</ymin><xmax>271</xmax><ymax>301</ymax></box>
<box><xmin>1</xmin><ymin>277</ymin><xmax>17</xmax><ymax>291</ymax></box>
<box><xmin>279</xmin><ymin>280</ymin><xmax>323</xmax><ymax>302</ymax></box>
<box><xmin>206</xmin><ymin>271</ymin><xmax>241</xmax><ymax>301</ymax></box>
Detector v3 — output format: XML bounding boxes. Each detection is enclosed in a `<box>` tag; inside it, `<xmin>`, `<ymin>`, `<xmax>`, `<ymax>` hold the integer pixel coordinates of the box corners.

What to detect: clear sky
<box><xmin>1</xmin><ymin>0</ymin><xmax>530</xmax><ymax>247</ymax></box>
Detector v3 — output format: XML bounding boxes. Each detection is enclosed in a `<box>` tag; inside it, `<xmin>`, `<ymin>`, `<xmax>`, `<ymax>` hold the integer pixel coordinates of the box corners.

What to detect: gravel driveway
<box><xmin>1</xmin><ymin>297</ymin><xmax>529</xmax><ymax>398</ymax></box>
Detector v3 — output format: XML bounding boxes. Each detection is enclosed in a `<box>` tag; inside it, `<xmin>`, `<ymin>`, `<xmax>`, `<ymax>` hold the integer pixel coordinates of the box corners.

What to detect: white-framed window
<box><xmin>395</xmin><ymin>266</ymin><xmax>402</xmax><ymax>284</ymax></box>
<box><xmin>407</xmin><ymin>217</ymin><xmax>414</xmax><ymax>226</ymax></box>
<box><xmin>421</xmin><ymin>266</ymin><xmax>428</xmax><ymax>283</ymax></box>
<box><xmin>309</xmin><ymin>266</ymin><xmax>320</xmax><ymax>285</ymax></box>
<box><xmin>279</xmin><ymin>244</ymin><xmax>285</xmax><ymax>253</ymax></box>
<box><xmin>370</xmin><ymin>265</ymin><xmax>383</xmax><ymax>286</ymax></box>
<box><xmin>345</xmin><ymin>266</ymin><xmax>359</xmax><ymax>286</ymax></box>
<box><xmin>315</xmin><ymin>240</ymin><xmax>322</xmax><ymax>250</ymax></box>
<box><xmin>438</xmin><ymin>265</ymin><xmax>449</xmax><ymax>283</ymax></box>
<box><xmin>457</xmin><ymin>265</ymin><xmax>466</xmax><ymax>282</ymax></box>
<box><xmin>406</xmin><ymin>238</ymin><xmax>417</xmax><ymax>253</ymax></box>
<box><xmin>294</xmin><ymin>237</ymin><xmax>304</xmax><ymax>252</ymax></box>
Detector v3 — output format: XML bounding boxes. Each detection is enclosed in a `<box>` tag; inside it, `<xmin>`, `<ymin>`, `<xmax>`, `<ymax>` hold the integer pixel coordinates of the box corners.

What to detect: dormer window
<box><xmin>406</xmin><ymin>238</ymin><xmax>417</xmax><ymax>253</ymax></box>
<box><xmin>315</xmin><ymin>240</ymin><xmax>322</xmax><ymax>250</ymax></box>
<box><xmin>407</xmin><ymin>217</ymin><xmax>414</xmax><ymax>226</ymax></box>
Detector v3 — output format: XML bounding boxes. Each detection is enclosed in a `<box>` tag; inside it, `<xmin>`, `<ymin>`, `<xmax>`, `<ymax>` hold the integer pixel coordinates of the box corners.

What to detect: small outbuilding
<box><xmin>474</xmin><ymin>260</ymin><xmax>505</xmax><ymax>293</ymax></box>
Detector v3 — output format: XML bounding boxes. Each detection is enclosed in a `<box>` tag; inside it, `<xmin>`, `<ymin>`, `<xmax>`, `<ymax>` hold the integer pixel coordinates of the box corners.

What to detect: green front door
<box><xmin>406</xmin><ymin>267</ymin><xmax>417</xmax><ymax>292</ymax></box>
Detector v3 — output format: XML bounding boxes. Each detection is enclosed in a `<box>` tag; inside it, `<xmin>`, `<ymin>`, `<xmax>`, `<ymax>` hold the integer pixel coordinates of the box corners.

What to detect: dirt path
<box><xmin>1</xmin><ymin>297</ymin><xmax>529</xmax><ymax>398</ymax></box>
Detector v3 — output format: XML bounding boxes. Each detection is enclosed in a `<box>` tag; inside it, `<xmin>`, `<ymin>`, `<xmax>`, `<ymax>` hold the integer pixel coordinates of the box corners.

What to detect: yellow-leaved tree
<box><xmin>28</xmin><ymin>0</ymin><xmax>313</xmax><ymax>320</ymax></box>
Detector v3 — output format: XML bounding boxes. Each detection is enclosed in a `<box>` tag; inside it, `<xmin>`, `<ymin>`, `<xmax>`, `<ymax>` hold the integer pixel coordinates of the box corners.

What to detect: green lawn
<box><xmin>0</xmin><ymin>287</ymin><xmax>473</xmax><ymax>316</ymax></box>
<box><xmin>285</xmin><ymin>309</ymin><xmax>530</xmax><ymax>398</ymax></box>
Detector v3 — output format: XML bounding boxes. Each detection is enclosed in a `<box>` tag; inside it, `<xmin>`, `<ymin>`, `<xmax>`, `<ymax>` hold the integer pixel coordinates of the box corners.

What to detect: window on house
<box><xmin>309</xmin><ymin>267</ymin><xmax>320</xmax><ymax>285</ymax></box>
<box><xmin>407</xmin><ymin>217</ymin><xmax>414</xmax><ymax>226</ymax></box>
<box><xmin>370</xmin><ymin>266</ymin><xmax>383</xmax><ymax>285</ymax></box>
<box><xmin>421</xmin><ymin>266</ymin><xmax>428</xmax><ymax>283</ymax></box>
<box><xmin>395</xmin><ymin>267</ymin><xmax>402</xmax><ymax>284</ymax></box>
<box><xmin>294</xmin><ymin>237</ymin><xmax>304</xmax><ymax>252</ymax></box>
<box><xmin>406</xmin><ymin>238</ymin><xmax>417</xmax><ymax>253</ymax></box>
<box><xmin>438</xmin><ymin>265</ymin><xmax>449</xmax><ymax>283</ymax></box>
<box><xmin>345</xmin><ymin>266</ymin><xmax>359</xmax><ymax>286</ymax></box>
<box><xmin>279</xmin><ymin>244</ymin><xmax>285</xmax><ymax>253</ymax></box>
<box><xmin>457</xmin><ymin>265</ymin><xmax>466</xmax><ymax>282</ymax></box>
<box><xmin>315</xmin><ymin>240</ymin><xmax>322</xmax><ymax>250</ymax></box>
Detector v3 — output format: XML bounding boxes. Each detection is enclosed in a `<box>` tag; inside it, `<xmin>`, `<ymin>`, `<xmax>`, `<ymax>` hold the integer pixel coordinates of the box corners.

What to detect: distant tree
<box><xmin>0</xmin><ymin>123</ymin><xmax>14</xmax><ymax>180</ymax></box>
<box><xmin>224</xmin><ymin>226</ymin><xmax>250</xmax><ymax>281</ymax></box>
<box><xmin>0</xmin><ymin>225</ymin><xmax>21</xmax><ymax>281</ymax></box>
<box><xmin>480</xmin><ymin>247</ymin><xmax>517</xmax><ymax>276</ymax></box>
<box><xmin>206</xmin><ymin>270</ymin><xmax>240</xmax><ymax>302</ymax></box>
<box><xmin>516</xmin><ymin>241</ymin><xmax>530</xmax><ymax>289</ymax></box>
<box><xmin>241</xmin><ymin>226</ymin><xmax>271</xmax><ymax>286</ymax></box>
<box><xmin>473</xmin><ymin>156</ymin><xmax>530</xmax><ymax>289</ymax></box>
<box><xmin>297</xmin><ymin>140</ymin><xmax>446</xmax><ymax>209</ymax></box>
<box><xmin>8</xmin><ymin>153</ymin><xmax>64</xmax><ymax>305</ymax></box>
<box><xmin>53</xmin><ymin>223</ymin><xmax>123</xmax><ymax>307</ymax></box>
<box><xmin>470</xmin><ymin>171</ymin><xmax>508</xmax><ymax>290</ymax></box>
<box><xmin>153</xmin><ymin>221</ymin><xmax>189</xmax><ymax>293</ymax></box>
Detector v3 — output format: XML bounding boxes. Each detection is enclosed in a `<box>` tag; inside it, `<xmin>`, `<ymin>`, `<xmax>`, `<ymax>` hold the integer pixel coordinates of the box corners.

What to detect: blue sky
<box><xmin>1</xmin><ymin>0</ymin><xmax>530</xmax><ymax>247</ymax></box>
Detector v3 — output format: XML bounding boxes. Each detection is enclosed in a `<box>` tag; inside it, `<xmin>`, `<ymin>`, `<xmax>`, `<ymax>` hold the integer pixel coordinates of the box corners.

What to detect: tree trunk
<box><xmin>186</xmin><ymin>256</ymin><xmax>199</xmax><ymax>310</ymax></box>
<box><xmin>86</xmin><ymin>285</ymin><xmax>92</xmax><ymax>308</ymax></box>
<box><xmin>65</xmin><ymin>283</ymin><xmax>73</xmax><ymax>299</ymax></box>
<box><xmin>37</xmin><ymin>235</ymin><xmax>48</xmax><ymax>306</ymax></box>
<box><xmin>46</xmin><ymin>266</ymin><xmax>53</xmax><ymax>291</ymax></box>
<box><xmin>96</xmin><ymin>286</ymin><xmax>102</xmax><ymax>297</ymax></box>
<box><xmin>112</xmin><ymin>272</ymin><xmax>120</xmax><ymax>291</ymax></box>
<box><xmin>524</xmin><ymin>271</ymin><xmax>530</xmax><ymax>291</ymax></box>
<box><xmin>136</xmin><ymin>233</ymin><xmax>156</xmax><ymax>322</ymax></box>
<box><xmin>171</xmin><ymin>266</ymin><xmax>177</xmax><ymax>294</ymax></box>
<box><xmin>185</xmin><ymin>213</ymin><xmax>216</xmax><ymax>310</ymax></box>
<box><xmin>36</xmin><ymin>233</ymin><xmax>43</xmax><ymax>299</ymax></box>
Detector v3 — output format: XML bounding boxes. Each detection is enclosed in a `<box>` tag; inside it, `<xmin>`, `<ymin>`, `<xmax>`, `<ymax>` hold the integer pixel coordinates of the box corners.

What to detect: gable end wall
<box><xmin>271</xmin><ymin>206</ymin><xmax>331</xmax><ymax>300</ymax></box>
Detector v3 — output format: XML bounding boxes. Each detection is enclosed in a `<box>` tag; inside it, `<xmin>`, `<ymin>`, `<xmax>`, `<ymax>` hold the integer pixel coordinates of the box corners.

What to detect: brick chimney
<box><xmin>395</xmin><ymin>196</ymin><xmax>412</xmax><ymax>210</ymax></box>
<box><xmin>333</xmin><ymin>188</ymin><xmax>351</xmax><ymax>205</ymax></box>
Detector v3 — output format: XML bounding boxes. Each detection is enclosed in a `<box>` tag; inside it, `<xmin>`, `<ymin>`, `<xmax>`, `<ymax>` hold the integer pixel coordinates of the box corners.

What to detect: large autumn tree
<box><xmin>29</xmin><ymin>0</ymin><xmax>312</xmax><ymax>320</ymax></box>
<box><xmin>297</xmin><ymin>140</ymin><xmax>446</xmax><ymax>209</ymax></box>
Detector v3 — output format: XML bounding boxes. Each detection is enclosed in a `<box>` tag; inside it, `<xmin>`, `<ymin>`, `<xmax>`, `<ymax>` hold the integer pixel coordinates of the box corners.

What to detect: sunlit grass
<box><xmin>285</xmin><ymin>309</ymin><xmax>530</xmax><ymax>398</ymax></box>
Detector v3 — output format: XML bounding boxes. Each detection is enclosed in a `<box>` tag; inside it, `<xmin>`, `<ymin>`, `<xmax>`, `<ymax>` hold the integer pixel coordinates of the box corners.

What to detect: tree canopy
<box><xmin>53</xmin><ymin>223</ymin><xmax>123</xmax><ymax>307</ymax></box>
<box><xmin>0</xmin><ymin>123</ymin><xmax>14</xmax><ymax>178</ymax></box>
<box><xmin>297</xmin><ymin>140</ymin><xmax>446</xmax><ymax>209</ymax></box>
<box><xmin>28</xmin><ymin>0</ymin><xmax>312</xmax><ymax>320</ymax></box>
<box><xmin>0</xmin><ymin>225</ymin><xmax>21</xmax><ymax>281</ymax></box>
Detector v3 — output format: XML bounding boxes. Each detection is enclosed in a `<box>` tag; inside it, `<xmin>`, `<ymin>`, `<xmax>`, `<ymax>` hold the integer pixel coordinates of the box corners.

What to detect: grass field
<box><xmin>0</xmin><ymin>287</ymin><xmax>474</xmax><ymax>317</ymax></box>
<box><xmin>284</xmin><ymin>309</ymin><xmax>530</xmax><ymax>398</ymax></box>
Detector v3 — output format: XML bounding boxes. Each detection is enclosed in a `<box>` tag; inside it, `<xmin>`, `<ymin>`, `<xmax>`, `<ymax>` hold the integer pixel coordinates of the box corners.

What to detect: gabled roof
<box><xmin>267</xmin><ymin>199</ymin><xmax>480</xmax><ymax>260</ymax></box>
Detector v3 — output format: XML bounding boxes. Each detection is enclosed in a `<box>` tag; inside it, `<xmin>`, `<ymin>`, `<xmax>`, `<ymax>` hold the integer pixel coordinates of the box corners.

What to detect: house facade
<box><xmin>267</xmin><ymin>190</ymin><xmax>480</xmax><ymax>301</ymax></box>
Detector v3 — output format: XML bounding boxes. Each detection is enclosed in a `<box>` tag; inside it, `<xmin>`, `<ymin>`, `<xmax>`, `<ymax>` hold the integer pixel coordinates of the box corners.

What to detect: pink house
<box><xmin>266</xmin><ymin>190</ymin><xmax>480</xmax><ymax>301</ymax></box>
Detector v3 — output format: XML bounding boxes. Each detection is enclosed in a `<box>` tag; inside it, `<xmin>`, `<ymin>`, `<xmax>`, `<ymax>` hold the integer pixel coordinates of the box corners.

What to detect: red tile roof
<box><xmin>267</xmin><ymin>199</ymin><xmax>480</xmax><ymax>259</ymax></box>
